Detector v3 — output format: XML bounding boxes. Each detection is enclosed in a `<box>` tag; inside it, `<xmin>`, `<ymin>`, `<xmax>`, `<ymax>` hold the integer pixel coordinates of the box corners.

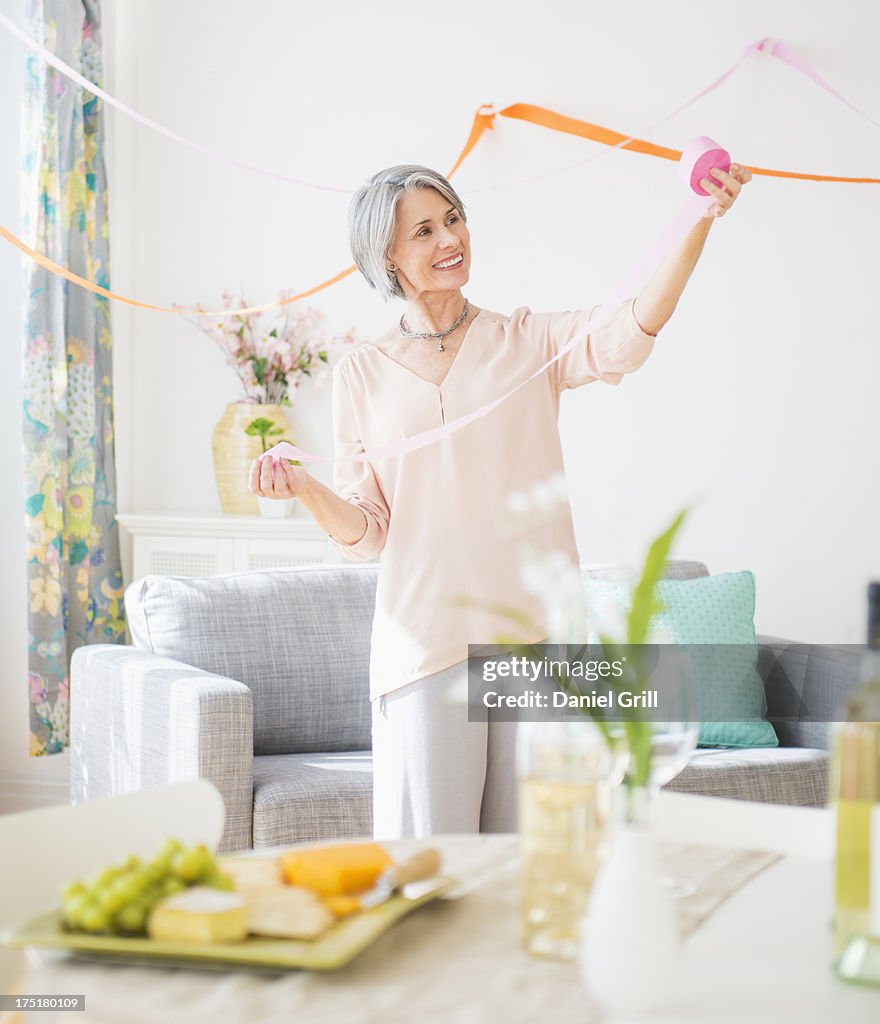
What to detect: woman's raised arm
<box><xmin>632</xmin><ymin>162</ymin><xmax>752</xmax><ymax>335</ymax></box>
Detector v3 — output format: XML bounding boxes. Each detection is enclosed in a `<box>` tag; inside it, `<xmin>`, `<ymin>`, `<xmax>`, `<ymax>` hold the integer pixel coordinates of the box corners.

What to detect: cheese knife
<box><xmin>357</xmin><ymin>848</ymin><xmax>443</xmax><ymax>910</ymax></box>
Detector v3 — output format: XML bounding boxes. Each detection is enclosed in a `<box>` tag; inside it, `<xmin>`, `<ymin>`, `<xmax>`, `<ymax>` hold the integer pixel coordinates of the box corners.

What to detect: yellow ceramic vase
<box><xmin>212</xmin><ymin>402</ymin><xmax>290</xmax><ymax>515</ymax></box>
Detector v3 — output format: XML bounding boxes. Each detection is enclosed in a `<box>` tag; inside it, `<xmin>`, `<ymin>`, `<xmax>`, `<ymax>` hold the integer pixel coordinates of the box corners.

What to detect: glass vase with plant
<box><xmin>451</xmin><ymin>481</ymin><xmax>697</xmax><ymax>963</ymax></box>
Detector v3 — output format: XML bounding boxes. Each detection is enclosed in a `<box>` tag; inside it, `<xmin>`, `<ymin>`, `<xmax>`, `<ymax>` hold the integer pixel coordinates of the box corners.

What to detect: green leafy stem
<box><xmin>451</xmin><ymin>507</ymin><xmax>688</xmax><ymax>792</ymax></box>
<box><xmin>245</xmin><ymin>417</ymin><xmax>302</xmax><ymax>464</ymax></box>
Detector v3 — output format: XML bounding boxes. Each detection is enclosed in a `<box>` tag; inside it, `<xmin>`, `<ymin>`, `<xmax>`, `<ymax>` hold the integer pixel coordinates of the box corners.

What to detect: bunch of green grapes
<box><xmin>60</xmin><ymin>838</ymin><xmax>235</xmax><ymax>936</ymax></box>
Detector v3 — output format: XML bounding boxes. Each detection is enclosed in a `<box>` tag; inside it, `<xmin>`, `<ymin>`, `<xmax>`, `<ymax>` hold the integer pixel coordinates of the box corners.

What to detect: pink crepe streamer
<box><xmin>679</xmin><ymin>137</ymin><xmax>731</xmax><ymax>195</ymax></box>
<box><xmin>0</xmin><ymin>11</ymin><xmax>349</xmax><ymax>193</ymax></box>
<box><xmin>749</xmin><ymin>37</ymin><xmax>880</xmax><ymax>130</ymax></box>
<box><xmin>264</xmin><ymin>185</ymin><xmax>715</xmax><ymax>465</ymax></box>
<box><xmin>3</xmin><ymin>12</ymin><xmax>875</xmax><ymax>195</ymax></box>
<box><xmin>464</xmin><ymin>41</ymin><xmax>757</xmax><ymax>194</ymax></box>
<box><xmin>481</xmin><ymin>35</ymin><xmax>872</xmax><ymax>195</ymax></box>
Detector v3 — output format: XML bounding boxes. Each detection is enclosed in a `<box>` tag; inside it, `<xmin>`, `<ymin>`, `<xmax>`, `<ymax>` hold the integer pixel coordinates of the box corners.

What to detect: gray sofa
<box><xmin>69</xmin><ymin>560</ymin><xmax>860</xmax><ymax>853</ymax></box>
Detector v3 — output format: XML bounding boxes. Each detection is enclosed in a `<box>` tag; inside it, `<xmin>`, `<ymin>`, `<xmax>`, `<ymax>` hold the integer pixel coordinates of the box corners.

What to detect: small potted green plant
<box><xmin>245</xmin><ymin>417</ymin><xmax>302</xmax><ymax>518</ymax></box>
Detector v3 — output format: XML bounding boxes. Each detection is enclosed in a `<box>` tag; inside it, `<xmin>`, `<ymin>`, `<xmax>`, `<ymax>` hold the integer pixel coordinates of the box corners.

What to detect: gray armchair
<box><xmin>69</xmin><ymin>561</ymin><xmax>861</xmax><ymax>853</ymax></box>
<box><xmin>70</xmin><ymin>565</ymin><xmax>378</xmax><ymax>853</ymax></box>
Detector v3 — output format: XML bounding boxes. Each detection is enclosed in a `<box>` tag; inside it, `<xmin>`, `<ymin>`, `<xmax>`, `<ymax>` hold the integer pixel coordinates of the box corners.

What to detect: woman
<box><xmin>249</xmin><ymin>162</ymin><xmax>751</xmax><ymax>839</ymax></box>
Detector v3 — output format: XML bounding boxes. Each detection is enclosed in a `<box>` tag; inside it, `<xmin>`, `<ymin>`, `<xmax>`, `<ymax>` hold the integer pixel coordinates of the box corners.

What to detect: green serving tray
<box><xmin>2</xmin><ymin>875</ymin><xmax>457</xmax><ymax>972</ymax></box>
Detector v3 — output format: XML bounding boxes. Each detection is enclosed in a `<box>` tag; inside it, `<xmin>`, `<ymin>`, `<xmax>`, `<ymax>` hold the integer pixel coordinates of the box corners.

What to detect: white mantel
<box><xmin>115</xmin><ymin>511</ymin><xmax>338</xmax><ymax>585</ymax></box>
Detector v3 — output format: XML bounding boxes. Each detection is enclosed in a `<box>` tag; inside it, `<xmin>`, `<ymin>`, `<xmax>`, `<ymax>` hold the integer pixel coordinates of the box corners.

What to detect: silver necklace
<box><xmin>398</xmin><ymin>298</ymin><xmax>469</xmax><ymax>352</ymax></box>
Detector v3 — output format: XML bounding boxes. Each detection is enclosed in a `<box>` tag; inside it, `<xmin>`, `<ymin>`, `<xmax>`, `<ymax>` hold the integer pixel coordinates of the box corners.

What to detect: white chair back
<box><xmin>656</xmin><ymin>790</ymin><xmax>833</xmax><ymax>859</ymax></box>
<box><xmin>0</xmin><ymin>780</ymin><xmax>225</xmax><ymax>993</ymax></box>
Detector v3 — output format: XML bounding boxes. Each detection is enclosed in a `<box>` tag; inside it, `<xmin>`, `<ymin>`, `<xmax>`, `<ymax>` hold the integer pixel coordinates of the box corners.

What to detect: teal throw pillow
<box><xmin>583</xmin><ymin>571</ymin><xmax>779</xmax><ymax>749</ymax></box>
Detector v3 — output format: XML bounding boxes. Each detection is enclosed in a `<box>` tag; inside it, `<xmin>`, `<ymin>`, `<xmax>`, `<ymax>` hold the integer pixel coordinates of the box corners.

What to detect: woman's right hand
<box><xmin>248</xmin><ymin>456</ymin><xmax>311</xmax><ymax>500</ymax></box>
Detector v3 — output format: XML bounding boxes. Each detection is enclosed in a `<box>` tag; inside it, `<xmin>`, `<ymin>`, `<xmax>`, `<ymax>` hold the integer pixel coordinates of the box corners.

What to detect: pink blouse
<box><xmin>327</xmin><ymin>298</ymin><xmax>657</xmax><ymax>702</ymax></box>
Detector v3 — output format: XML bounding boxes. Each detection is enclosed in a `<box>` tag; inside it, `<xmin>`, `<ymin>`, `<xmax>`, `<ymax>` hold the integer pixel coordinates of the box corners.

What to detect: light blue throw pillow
<box><xmin>584</xmin><ymin>571</ymin><xmax>779</xmax><ymax>749</ymax></box>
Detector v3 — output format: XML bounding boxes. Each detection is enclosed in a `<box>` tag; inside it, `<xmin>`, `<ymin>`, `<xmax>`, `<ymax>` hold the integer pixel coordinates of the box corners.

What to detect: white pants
<box><xmin>371</xmin><ymin>658</ymin><xmax>519</xmax><ymax>840</ymax></box>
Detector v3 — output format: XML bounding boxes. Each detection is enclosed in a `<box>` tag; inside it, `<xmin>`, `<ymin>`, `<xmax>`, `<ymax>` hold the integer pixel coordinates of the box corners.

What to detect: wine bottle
<box><xmin>831</xmin><ymin>581</ymin><xmax>880</xmax><ymax>984</ymax></box>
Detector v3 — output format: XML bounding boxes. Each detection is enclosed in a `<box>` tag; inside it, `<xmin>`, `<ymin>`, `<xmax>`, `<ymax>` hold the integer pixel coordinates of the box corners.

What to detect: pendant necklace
<box><xmin>399</xmin><ymin>298</ymin><xmax>470</xmax><ymax>352</ymax></box>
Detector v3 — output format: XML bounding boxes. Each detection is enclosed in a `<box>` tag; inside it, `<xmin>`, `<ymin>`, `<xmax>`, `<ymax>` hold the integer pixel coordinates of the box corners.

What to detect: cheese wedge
<box><xmin>216</xmin><ymin>856</ymin><xmax>283</xmax><ymax>892</ymax></box>
<box><xmin>147</xmin><ymin>887</ymin><xmax>249</xmax><ymax>944</ymax></box>
<box><xmin>246</xmin><ymin>886</ymin><xmax>335</xmax><ymax>939</ymax></box>
<box><xmin>281</xmin><ymin>843</ymin><xmax>392</xmax><ymax>897</ymax></box>
<box><xmin>322</xmin><ymin>894</ymin><xmax>363</xmax><ymax>918</ymax></box>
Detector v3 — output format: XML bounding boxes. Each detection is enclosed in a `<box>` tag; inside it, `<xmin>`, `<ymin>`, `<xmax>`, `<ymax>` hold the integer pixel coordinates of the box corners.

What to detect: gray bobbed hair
<box><xmin>348</xmin><ymin>165</ymin><xmax>468</xmax><ymax>302</ymax></box>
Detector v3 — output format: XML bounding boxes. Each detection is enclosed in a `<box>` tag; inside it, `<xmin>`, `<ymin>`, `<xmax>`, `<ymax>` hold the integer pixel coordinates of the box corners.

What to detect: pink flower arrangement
<box><xmin>189</xmin><ymin>290</ymin><xmax>358</xmax><ymax>405</ymax></box>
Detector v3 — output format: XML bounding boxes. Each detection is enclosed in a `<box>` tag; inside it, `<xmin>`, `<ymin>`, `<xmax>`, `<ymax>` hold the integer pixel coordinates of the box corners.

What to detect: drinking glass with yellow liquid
<box><xmin>831</xmin><ymin>581</ymin><xmax>880</xmax><ymax>984</ymax></box>
<box><xmin>517</xmin><ymin>720</ymin><xmax>623</xmax><ymax>961</ymax></box>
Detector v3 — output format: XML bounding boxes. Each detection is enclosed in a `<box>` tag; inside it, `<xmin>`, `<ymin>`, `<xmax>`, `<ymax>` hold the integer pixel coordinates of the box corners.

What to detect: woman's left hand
<box><xmin>700</xmin><ymin>162</ymin><xmax>753</xmax><ymax>219</ymax></box>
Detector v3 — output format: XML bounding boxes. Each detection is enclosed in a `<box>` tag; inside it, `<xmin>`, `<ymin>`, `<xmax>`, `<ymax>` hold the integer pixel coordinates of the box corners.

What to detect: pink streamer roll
<box><xmin>678</xmin><ymin>136</ymin><xmax>731</xmax><ymax>195</ymax></box>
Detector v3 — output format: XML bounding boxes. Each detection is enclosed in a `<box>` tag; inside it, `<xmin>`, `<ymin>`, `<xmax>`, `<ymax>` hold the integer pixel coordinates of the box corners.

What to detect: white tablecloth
<box><xmin>6</xmin><ymin>834</ymin><xmax>878</xmax><ymax>1024</ymax></box>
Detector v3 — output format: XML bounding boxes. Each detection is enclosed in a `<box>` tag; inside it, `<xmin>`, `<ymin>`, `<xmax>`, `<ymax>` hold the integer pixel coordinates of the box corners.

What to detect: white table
<box><xmin>667</xmin><ymin>854</ymin><xmax>877</xmax><ymax>1023</ymax></box>
<box><xmin>5</xmin><ymin>824</ymin><xmax>878</xmax><ymax>1024</ymax></box>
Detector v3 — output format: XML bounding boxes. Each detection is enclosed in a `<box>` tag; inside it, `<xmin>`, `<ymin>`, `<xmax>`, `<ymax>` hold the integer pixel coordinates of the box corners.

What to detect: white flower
<box><xmin>530</xmin><ymin>476</ymin><xmax>568</xmax><ymax>510</ymax></box>
<box><xmin>530</xmin><ymin>482</ymin><xmax>556</xmax><ymax>510</ymax></box>
<box><xmin>505</xmin><ymin>490</ymin><xmax>532</xmax><ymax>515</ymax></box>
<box><xmin>586</xmin><ymin>594</ymin><xmax>629</xmax><ymax>641</ymax></box>
<box><xmin>520</xmin><ymin>547</ymin><xmax>590</xmax><ymax>642</ymax></box>
<box><xmin>549</xmin><ymin>472</ymin><xmax>568</xmax><ymax>500</ymax></box>
<box><xmin>505</xmin><ymin>474</ymin><xmax>569</xmax><ymax>517</ymax></box>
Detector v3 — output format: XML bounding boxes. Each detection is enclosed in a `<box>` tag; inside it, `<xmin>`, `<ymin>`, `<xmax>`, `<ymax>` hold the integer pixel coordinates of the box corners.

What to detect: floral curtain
<box><xmin>22</xmin><ymin>0</ymin><xmax>125</xmax><ymax>757</ymax></box>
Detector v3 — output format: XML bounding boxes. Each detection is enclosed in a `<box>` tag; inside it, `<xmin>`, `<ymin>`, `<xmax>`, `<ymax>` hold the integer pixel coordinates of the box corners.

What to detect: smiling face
<box><xmin>386</xmin><ymin>188</ymin><xmax>471</xmax><ymax>299</ymax></box>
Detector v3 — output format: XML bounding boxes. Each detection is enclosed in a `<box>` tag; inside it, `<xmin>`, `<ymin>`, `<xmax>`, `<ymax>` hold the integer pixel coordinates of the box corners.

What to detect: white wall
<box><xmin>107</xmin><ymin>0</ymin><xmax>879</xmax><ymax>638</ymax></box>
<box><xmin>2</xmin><ymin>0</ymin><xmax>879</xmax><ymax>807</ymax></box>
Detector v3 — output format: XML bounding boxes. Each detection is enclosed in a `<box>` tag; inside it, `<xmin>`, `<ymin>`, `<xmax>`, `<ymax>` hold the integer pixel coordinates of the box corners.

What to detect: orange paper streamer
<box><xmin>4</xmin><ymin>112</ymin><xmax>488</xmax><ymax>318</ymax></box>
<box><xmin>1</xmin><ymin>223</ymin><xmax>357</xmax><ymax>316</ymax></box>
<box><xmin>500</xmin><ymin>102</ymin><xmax>880</xmax><ymax>185</ymax></box>
<box><xmin>5</xmin><ymin>103</ymin><xmax>878</xmax><ymax>317</ymax></box>
<box><xmin>447</xmin><ymin>106</ymin><xmax>497</xmax><ymax>177</ymax></box>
